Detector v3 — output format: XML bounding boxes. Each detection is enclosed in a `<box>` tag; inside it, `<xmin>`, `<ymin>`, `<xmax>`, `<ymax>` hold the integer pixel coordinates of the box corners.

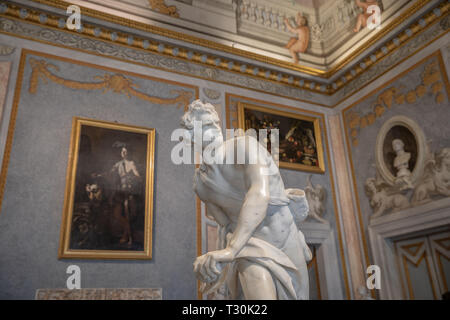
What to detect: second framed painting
<box><xmin>238</xmin><ymin>102</ymin><xmax>325</xmax><ymax>173</ymax></box>
<box><xmin>59</xmin><ymin>117</ymin><xmax>155</xmax><ymax>260</ymax></box>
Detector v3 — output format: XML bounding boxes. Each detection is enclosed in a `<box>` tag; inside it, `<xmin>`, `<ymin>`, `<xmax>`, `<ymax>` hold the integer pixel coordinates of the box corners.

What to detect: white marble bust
<box><xmin>180</xmin><ymin>100</ymin><xmax>311</xmax><ymax>300</ymax></box>
<box><xmin>392</xmin><ymin>139</ymin><xmax>413</xmax><ymax>189</ymax></box>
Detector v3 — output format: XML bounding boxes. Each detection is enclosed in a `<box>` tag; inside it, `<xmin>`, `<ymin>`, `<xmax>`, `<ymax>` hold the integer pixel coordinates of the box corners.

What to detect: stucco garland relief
<box><xmin>148</xmin><ymin>0</ymin><xmax>179</xmax><ymax>18</ymax></box>
<box><xmin>28</xmin><ymin>58</ymin><xmax>193</xmax><ymax>110</ymax></box>
<box><xmin>346</xmin><ymin>59</ymin><xmax>447</xmax><ymax>147</ymax></box>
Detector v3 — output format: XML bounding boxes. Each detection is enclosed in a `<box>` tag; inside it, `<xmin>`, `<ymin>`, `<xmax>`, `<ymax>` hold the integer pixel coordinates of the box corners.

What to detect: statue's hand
<box><xmin>193</xmin><ymin>248</ymin><xmax>234</xmax><ymax>283</ymax></box>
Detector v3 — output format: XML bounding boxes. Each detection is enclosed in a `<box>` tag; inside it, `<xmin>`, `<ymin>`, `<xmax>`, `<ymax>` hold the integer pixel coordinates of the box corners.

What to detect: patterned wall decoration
<box><xmin>342</xmin><ymin>50</ymin><xmax>450</xmax><ymax>269</ymax></box>
<box><xmin>0</xmin><ymin>49</ymin><xmax>200</xmax><ymax>299</ymax></box>
<box><xmin>0</xmin><ymin>43</ymin><xmax>14</xmax><ymax>56</ymax></box>
<box><xmin>28</xmin><ymin>58</ymin><xmax>193</xmax><ymax>110</ymax></box>
<box><xmin>346</xmin><ymin>57</ymin><xmax>449</xmax><ymax>147</ymax></box>
<box><xmin>0</xmin><ymin>0</ymin><xmax>448</xmax><ymax>104</ymax></box>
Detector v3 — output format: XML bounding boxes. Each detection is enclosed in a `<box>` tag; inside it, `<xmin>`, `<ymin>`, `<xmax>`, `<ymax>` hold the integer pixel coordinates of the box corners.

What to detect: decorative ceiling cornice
<box><xmin>28</xmin><ymin>0</ymin><xmax>439</xmax><ymax>77</ymax></box>
<box><xmin>0</xmin><ymin>0</ymin><xmax>448</xmax><ymax>101</ymax></box>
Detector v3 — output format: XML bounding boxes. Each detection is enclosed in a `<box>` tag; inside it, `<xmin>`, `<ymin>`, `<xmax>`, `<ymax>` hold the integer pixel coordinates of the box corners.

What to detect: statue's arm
<box><xmin>284</xmin><ymin>18</ymin><xmax>296</xmax><ymax>33</ymax></box>
<box><xmin>206</xmin><ymin>202</ymin><xmax>229</xmax><ymax>227</ymax></box>
<box><xmin>206</xmin><ymin>203</ymin><xmax>230</xmax><ymax>250</ymax></box>
<box><xmin>193</xmin><ymin>136</ymin><xmax>270</xmax><ymax>281</ymax></box>
<box><xmin>227</xmin><ymin>161</ymin><xmax>270</xmax><ymax>258</ymax></box>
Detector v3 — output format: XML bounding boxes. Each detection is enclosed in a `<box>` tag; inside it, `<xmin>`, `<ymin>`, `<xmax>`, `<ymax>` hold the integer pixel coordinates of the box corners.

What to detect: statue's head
<box><xmin>181</xmin><ymin>99</ymin><xmax>223</xmax><ymax>148</ymax></box>
<box><xmin>297</xmin><ymin>13</ymin><xmax>307</xmax><ymax>26</ymax></box>
<box><xmin>392</xmin><ymin>139</ymin><xmax>405</xmax><ymax>153</ymax></box>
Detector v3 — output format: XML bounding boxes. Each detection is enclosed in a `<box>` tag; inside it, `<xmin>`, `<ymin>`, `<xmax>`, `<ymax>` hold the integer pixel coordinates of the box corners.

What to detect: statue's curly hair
<box><xmin>180</xmin><ymin>99</ymin><xmax>220</xmax><ymax>130</ymax></box>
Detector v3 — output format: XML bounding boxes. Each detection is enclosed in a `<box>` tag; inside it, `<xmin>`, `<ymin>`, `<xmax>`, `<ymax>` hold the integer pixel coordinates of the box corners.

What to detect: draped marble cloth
<box><xmin>195</xmin><ymin>158</ymin><xmax>311</xmax><ymax>300</ymax></box>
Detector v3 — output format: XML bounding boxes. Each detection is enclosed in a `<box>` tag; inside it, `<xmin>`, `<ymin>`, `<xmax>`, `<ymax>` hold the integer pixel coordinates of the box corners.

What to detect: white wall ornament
<box><xmin>364</xmin><ymin>177</ymin><xmax>410</xmax><ymax>219</ymax></box>
<box><xmin>202</xmin><ymin>88</ymin><xmax>221</xmax><ymax>101</ymax></box>
<box><xmin>304</xmin><ymin>175</ymin><xmax>328</xmax><ymax>224</ymax></box>
<box><xmin>412</xmin><ymin>147</ymin><xmax>450</xmax><ymax>205</ymax></box>
<box><xmin>365</xmin><ymin>116</ymin><xmax>450</xmax><ymax>219</ymax></box>
<box><xmin>0</xmin><ymin>43</ymin><xmax>14</xmax><ymax>56</ymax></box>
<box><xmin>182</xmin><ymin>100</ymin><xmax>312</xmax><ymax>300</ymax></box>
<box><xmin>375</xmin><ymin>116</ymin><xmax>428</xmax><ymax>189</ymax></box>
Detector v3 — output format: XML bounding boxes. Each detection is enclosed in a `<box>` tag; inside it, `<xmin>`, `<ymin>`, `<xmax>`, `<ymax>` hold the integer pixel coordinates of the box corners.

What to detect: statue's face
<box><xmin>297</xmin><ymin>16</ymin><xmax>306</xmax><ymax>26</ymax></box>
<box><xmin>392</xmin><ymin>140</ymin><xmax>404</xmax><ymax>153</ymax></box>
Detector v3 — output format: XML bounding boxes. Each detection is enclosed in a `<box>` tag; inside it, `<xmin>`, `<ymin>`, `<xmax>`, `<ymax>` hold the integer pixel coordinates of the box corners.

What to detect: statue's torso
<box><xmin>193</xmin><ymin>139</ymin><xmax>296</xmax><ymax>248</ymax></box>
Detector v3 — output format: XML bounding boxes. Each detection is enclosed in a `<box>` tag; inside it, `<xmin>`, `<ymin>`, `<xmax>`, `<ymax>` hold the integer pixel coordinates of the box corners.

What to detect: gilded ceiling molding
<box><xmin>29</xmin><ymin>0</ymin><xmax>326</xmax><ymax>77</ymax></box>
<box><xmin>338</xmin><ymin>17</ymin><xmax>448</xmax><ymax>100</ymax></box>
<box><xmin>0</xmin><ymin>16</ymin><xmax>322</xmax><ymax>105</ymax></box>
<box><xmin>29</xmin><ymin>58</ymin><xmax>193</xmax><ymax>110</ymax></box>
<box><xmin>24</xmin><ymin>0</ymin><xmax>449</xmax><ymax>93</ymax></box>
<box><xmin>28</xmin><ymin>0</ymin><xmax>437</xmax><ymax>80</ymax></box>
<box><xmin>0</xmin><ymin>1</ymin><xmax>328</xmax><ymax>95</ymax></box>
<box><xmin>0</xmin><ymin>0</ymin><xmax>447</xmax><ymax>102</ymax></box>
<box><xmin>334</xmin><ymin>4</ymin><xmax>450</xmax><ymax>95</ymax></box>
<box><xmin>148</xmin><ymin>0</ymin><xmax>179</xmax><ymax>18</ymax></box>
<box><xmin>345</xmin><ymin>56</ymin><xmax>448</xmax><ymax>147</ymax></box>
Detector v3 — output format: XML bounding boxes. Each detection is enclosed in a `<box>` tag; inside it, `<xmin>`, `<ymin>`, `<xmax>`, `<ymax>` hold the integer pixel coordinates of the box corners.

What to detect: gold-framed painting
<box><xmin>59</xmin><ymin>117</ymin><xmax>155</xmax><ymax>260</ymax></box>
<box><xmin>238</xmin><ymin>102</ymin><xmax>325</xmax><ymax>173</ymax></box>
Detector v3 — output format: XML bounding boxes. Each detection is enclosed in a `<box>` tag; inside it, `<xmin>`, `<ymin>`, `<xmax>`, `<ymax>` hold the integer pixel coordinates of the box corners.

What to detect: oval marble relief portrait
<box><xmin>375</xmin><ymin>116</ymin><xmax>427</xmax><ymax>187</ymax></box>
<box><xmin>383</xmin><ymin>125</ymin><xmax>418</xmax><ymax>177</ymax></box>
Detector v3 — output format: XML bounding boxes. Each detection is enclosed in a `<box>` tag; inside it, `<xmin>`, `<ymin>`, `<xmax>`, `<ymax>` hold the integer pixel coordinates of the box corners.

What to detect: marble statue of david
<box><xmin>180</xmin><ymin>100</ymin><xmax>311</xmax><ymax>300</ymax></box>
